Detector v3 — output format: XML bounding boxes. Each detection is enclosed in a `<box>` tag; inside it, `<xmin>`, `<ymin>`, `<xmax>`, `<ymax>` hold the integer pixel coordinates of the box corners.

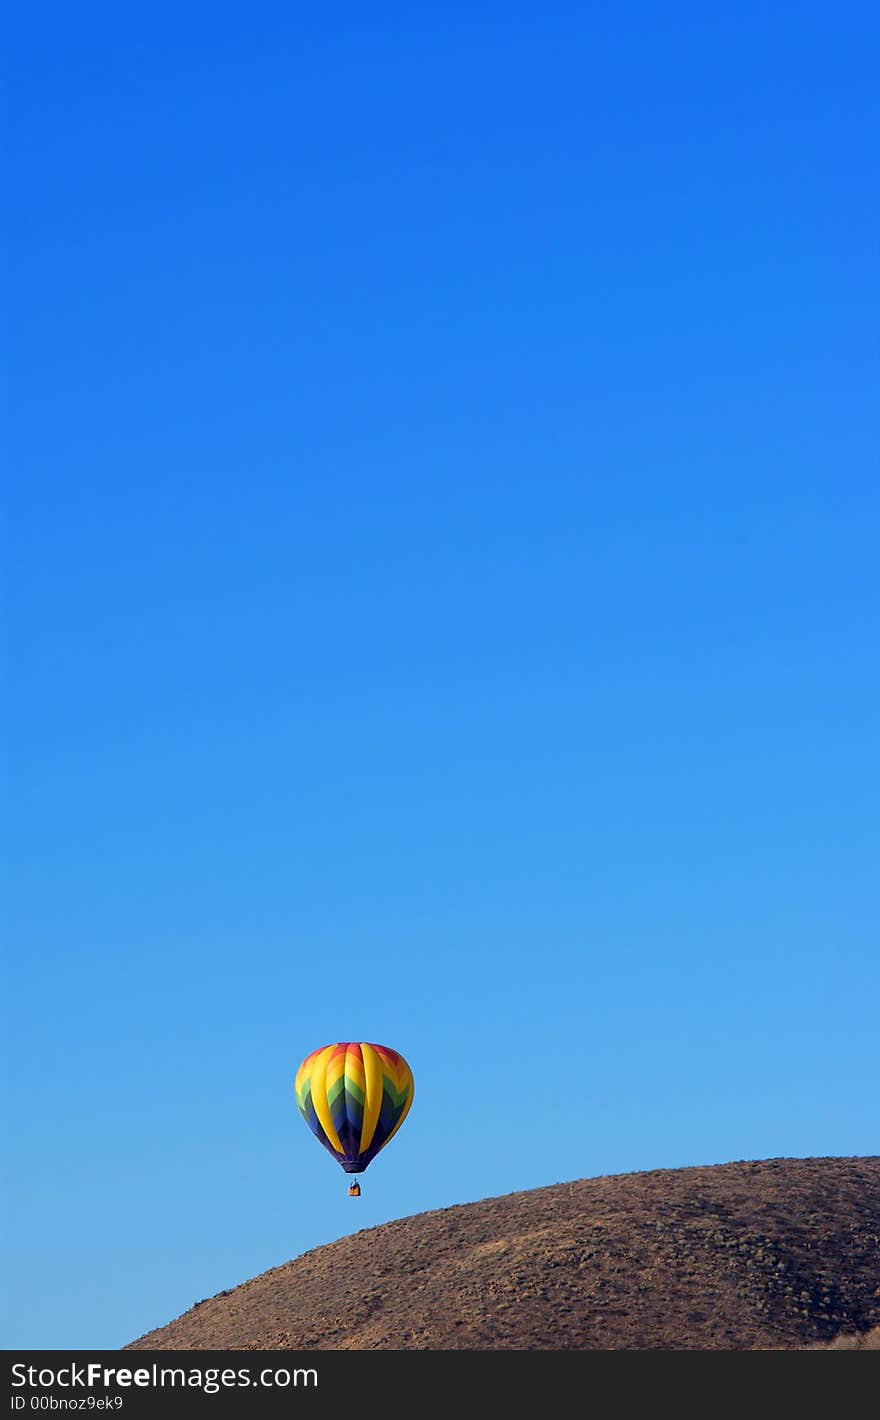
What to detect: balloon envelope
<box><xmin>295</xmin><ymin>1042</ymin><xmax>414</xmax><ymax>1175</ymax></box>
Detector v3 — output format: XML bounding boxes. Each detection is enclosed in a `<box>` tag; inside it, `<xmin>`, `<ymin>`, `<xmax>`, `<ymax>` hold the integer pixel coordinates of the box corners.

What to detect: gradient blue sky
<box><xmin>3</xmin><ymin>2</ymin><xmax>878</xmax><ymax>1351</ymax></box>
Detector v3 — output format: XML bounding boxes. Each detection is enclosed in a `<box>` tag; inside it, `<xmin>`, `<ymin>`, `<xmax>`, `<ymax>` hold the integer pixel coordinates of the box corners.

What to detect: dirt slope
<box><xmin>126</xmin><ymin>1156</ymin><xmax>880</xmax><ymax>1351</ymax></box>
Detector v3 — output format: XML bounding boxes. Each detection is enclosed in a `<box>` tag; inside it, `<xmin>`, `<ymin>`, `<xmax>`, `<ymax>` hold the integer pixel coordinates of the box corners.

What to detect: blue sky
<box><xmin>3</xmin><ymin>2</ymin><xmax>878</xmax><ymax>1351</ymax></box>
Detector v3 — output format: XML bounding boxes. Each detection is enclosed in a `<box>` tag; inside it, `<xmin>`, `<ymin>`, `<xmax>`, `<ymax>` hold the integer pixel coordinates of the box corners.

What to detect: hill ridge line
<box><xmin>125</xmin><ymin>1155</ymin><xmax>880</xmax><ymax>1352</ymax></box>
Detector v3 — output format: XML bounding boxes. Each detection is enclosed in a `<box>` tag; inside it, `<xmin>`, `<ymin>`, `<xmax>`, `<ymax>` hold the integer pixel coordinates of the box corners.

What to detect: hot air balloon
<box><xmin>294</xmin><ymin>1041</ymin><xmax>414</xmax><ymax>1195</ymax></box>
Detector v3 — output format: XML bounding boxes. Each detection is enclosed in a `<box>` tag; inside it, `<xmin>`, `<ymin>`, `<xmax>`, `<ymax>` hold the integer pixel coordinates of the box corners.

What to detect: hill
<box><xmin>126</xmin><ymin>1155</ymin><xmax>880</xmax><ymax>1350</ymax></box>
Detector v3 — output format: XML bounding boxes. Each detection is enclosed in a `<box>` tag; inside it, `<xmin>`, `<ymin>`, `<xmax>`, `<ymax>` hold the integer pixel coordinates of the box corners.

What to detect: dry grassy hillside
<box><xmin>126</xmin><ymin>1156</ymin><xmax>880</xmax><ymax>1351</ymax></box>
<box><xmin>813</xmin><ymin>1323</ymin><xmax>880</xmax><ymax>1350</ymax></box>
